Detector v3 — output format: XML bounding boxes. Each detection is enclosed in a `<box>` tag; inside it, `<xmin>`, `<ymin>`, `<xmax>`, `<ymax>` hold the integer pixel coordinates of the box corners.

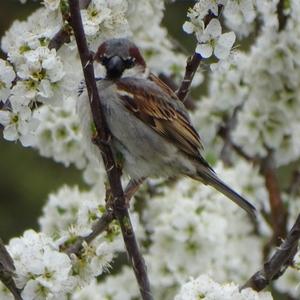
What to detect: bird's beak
<box><xmin>106</xmin><ymin>56</ymin><xmax>126</xmax><ymax>80</ymax></box>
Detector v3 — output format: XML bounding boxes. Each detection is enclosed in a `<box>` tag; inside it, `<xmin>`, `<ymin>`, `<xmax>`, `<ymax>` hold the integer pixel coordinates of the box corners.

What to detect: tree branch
<box><xmin>67</xmin><ymin>1</ymin><xmax>152</xmax><ymax>299</ymax></box>
<box><xmin>242</xmin><ymin>214</ymin><xmax>300</xmax><ymax>291</ymax></box>
<box><xmin>0</xmin><ymin>239</ymin><xmax>23</xmax><ymax>300</ymax></box>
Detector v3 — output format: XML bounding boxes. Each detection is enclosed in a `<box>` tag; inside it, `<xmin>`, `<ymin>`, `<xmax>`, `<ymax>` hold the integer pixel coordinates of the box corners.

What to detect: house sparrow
<box><xmin>78</xmin><ymin>38</ymin><xmax>256</xmax><ymax>217</ymax></box>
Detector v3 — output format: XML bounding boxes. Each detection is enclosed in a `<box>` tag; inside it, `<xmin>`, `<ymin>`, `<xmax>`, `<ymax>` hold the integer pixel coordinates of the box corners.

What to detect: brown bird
<box><xmin>78</xmin><ymin>38</ymin><xmax>256</xmax><ymax>218</ymax></box>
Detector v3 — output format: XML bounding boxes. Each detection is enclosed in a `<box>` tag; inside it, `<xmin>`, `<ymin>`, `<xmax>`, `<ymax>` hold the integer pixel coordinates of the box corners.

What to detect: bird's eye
<box><xmin>124</xmin><ymin>58</ymin><xmax>135</xmax><ymax>69</ymax></box>
<box><xmin>100</xmin><ymin>56</ymin><xmax>109</xmax><ymax>65</ymax></box>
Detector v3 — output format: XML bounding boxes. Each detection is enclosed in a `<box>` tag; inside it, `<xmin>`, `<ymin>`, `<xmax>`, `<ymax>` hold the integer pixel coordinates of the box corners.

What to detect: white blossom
<box><xmin>43</xmin><ymin>0</ymin><xmax>61</xmax><ymax>11</ymax></box>
<box><xmin>16</xmin><ymin>46</ymin><xmax>65</xmax><ymax>104</ymax></box>
<box><xmin>142</xmin><ymin>162</ymin><xmax>265</xmax><ymax>299</ymax></box>
<box><xmin>71</xmin><ymin>267</ymin><xmax>139</xmax><ymax>300</ymax></box>
<box><xmin>38</xmin><ymin>185</ymin><xmax>144</xmax><ymax>285</ymax></box>
<box><xmin>81</xmin><ymin>0</ymin><xmax>129</xmax><ymax>49</ymax></box>
<box><xmin>195</xmin><ymin>19</ymin><xmax>236</xmax><ymax>59</ymax></box>
<box><xmin>34</xmin><ymin>97</ymin><xmax>87</xmax><ymax>168</ymax></box>
<box><xmin>1</xmin><ymin>8</ymin><xmax>62</xmax><ymax>60</ymax></box>
<box><xmin>184</xmin><ymin>3</ymin><xmax>236</xmax><ymax>60</ymax></box>
<box><xmin>39</xmin><ymin>185</ymin><xmax>105</xmax><ymax>238</ymax></box>
<box><xmin>7</xmin><ymin>230</ymin><xmax>75</xmax><ymax>299</ymax></box>
<box><xmin>0</xmin><ymin>60</ymin><xmax>15</xmax><ymax>102</ymax></box>
<box><xmin>0</xmin><ymin>105</ymin><xmax>37</xmax><ymax>146</ymax></box>
<box><xmin>175</xmin><ymin>274</ymin><xmax>273</xmax><ymax>300</ymax></box>
<box><xmin>224</xmin><ymin>0</ymin><xmax>256</xmax><ymax>36</ymax></box>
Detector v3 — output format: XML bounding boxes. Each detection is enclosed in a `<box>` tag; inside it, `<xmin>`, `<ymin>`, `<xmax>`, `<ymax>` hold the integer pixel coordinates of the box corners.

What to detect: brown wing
<box><xmin>116</xmin><ymin>75</ymin><xmax>204</xmax><ymax>159</ymax></box>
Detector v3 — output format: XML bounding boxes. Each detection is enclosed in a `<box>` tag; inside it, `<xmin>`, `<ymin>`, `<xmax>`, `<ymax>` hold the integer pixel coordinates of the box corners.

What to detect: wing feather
<box><xmin>116</xmin><ymin>75</ymin><xmax>204</xmax><ymax>158</ymax></box>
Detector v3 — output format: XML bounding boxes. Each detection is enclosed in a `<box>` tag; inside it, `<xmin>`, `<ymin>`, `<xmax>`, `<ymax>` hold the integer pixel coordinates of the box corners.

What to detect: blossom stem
<box><xmin>67</xmin><ymin>1</ymin><xmax>152</xmax><ymax>299</ymax></box>
<box><xmin>242</xmin><ymin>213</ymin><xmax>300</xmax><ymax>291</ymax></box>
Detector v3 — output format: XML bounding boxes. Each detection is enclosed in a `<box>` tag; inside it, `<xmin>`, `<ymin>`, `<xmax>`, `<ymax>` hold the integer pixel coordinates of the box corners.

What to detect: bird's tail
<box><xmin>195</xmin><ymin>165</ymin><xmax>256</xmax><ymax>219</ymax></box>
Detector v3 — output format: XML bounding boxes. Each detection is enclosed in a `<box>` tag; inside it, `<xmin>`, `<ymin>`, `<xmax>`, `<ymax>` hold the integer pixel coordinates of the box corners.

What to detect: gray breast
<box><xmin>97</xmin><ymin>80</ymin><xmax>180</xmax><ymax>179</ymax></box>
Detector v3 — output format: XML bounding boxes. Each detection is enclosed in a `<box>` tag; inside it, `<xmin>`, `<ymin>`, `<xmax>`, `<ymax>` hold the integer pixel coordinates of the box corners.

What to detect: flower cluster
<box><xmin>142</xmin><ymin>162</ymin><xmax>267</xmax><ymax>299</ymax></box>
<box><xmin>0</xmin><ymin>184</ymin><xmax>144</xmax><ymax>299</ymax></box>
<box><xmin>34</xmin><ymin>96</ymin><xmax>86</xmax><ymax>168</ymax></box>
<box><xmin>175</xmin><ymin>274</ymin><xmax>273</xmax><ymax>300</ymax></box>
<box><xmin>183</xmin><ymin>0</ymin><xmax>236</xmax><ymax>60</ymax></box>
<box><xmin>191</xmin><ymin>0</ymin><xmax>300</xmax><ymax>168</ymax></box>
<box><xmin>81</xmin><ymin>0</ymin><xmax>129</xmax><ymax>48</ymax></box>
<box><xmin>71</xmin><ymin>267</ymin><xmax>139</xmax><ymax>300</ymax></box>
<box><xmin>6</xmin><ymin>230</ymin><xmax>75</xmax><ymax>299</ymax></box>
<box><xmin>0</xmin><ymin>0</ymin><xmax>194</xmax><ymax>164</ymax></box>
<box><xmin>223</xmin><ymin>0</ymin><xmax>256</xmax><ymax>37</ymax></box>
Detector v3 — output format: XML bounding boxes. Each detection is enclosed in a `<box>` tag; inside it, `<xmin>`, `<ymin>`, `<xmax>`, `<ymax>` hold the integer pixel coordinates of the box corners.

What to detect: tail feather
<box><xmin>196</xmin><ymin>166</ymin><xmax>256</xmax><ymax>219</ymax></box>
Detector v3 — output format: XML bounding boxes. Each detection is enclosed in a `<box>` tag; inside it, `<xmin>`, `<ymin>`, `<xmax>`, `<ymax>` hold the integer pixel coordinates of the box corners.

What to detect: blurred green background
<box><xmin>0</xmin><ymin>0</ymin><xmax>194</xmax><ymax>243</ymax></box>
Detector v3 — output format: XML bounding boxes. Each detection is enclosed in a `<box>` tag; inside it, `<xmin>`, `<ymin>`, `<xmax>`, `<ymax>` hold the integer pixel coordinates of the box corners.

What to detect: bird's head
<box><xmin>94</xmin><ymin>38</ymin><xmax>146</xmax><ymax>80</ymax></box>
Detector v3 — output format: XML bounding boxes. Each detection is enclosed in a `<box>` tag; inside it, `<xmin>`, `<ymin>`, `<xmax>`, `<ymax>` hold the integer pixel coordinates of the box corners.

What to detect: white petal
<box><xmin>214</xmin><ymin>32</ymin><xmax>236</xmax><ymax>59</ymax></box>
<box><xmin>38</xmin><ymin>80</ymin><xmax>53</xmax><ymax>98</ymax></box>
<box><xmin>205</xmin><ymin>19</ymin><xmax>222</xmax><ymax>38</ymax></box>
<box><xmin>240</xmin><ymin>0</ymin><xmax>256</xmax><ymax>22</ymax></box>
<box><xmin>3</xmin><ymin>125</ymin><xmax>18</xmax><ymax>141</ymax></box>
<box><xmin>19</xmin><ymin>106</ymin><xmax>32</xmax><ymax>120</ymax></box>
<box><xmin>20</xmin><ymin>133</ymin><xmax>36</xmax><ymax>147</ymax></box>
<box><xmin>42</xmin><ymin>54</ymin><xmax>56</xmax><ymax>70</ymax></box>
<box><xmin>0</xmin><ymin>110</ymin><xmax>10</xmax><ymax>126</ymax></box>
<box><xmin>182</xmin><ymin>21</ymin><xmax>194</xmax><ymax>34</ymax></box>
<box><xmin>209</xmin><ymin>4</ymin><xmax>219</xmax><ymax>16</ymax></box>
<box><xmin>196</xmin><ymin>43</ymin><xmax>213</xmax><ymax>58</ymax></box>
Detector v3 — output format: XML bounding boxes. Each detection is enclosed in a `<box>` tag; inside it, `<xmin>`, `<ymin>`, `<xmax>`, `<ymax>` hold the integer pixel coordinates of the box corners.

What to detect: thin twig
<box><xmin>63</xmin><ymin>210</ymin><xmax>114</xmax><ymax>255</ymax></box>
<box><xmin>0</xmin><ymin>239</ymin><xmax>23</xmax><ymax>300</ymax></box>
<box><xmin>287</xmin><ymin>170</ymin><xmax>300</xmax><ymax>196</ymax></box>
<box><xmin>176</xmin><ymin>53</ymin><xmax>202</xmax><ymax>102</ymax></box>
<box><xmin>217</xmin><ymin>103</ymin><xmax>259</xmax><ymax>164</ymax></box>
<box><xmin>218</xmin><ymin>106</ymin><xmax>246</xmax><ymax>166</ymax></box>
<box><xmin>158</xmin><ymin>73</ymin><xmax>196</xmax><ymax>110</ymax></box>
<box><xmin>48</xmin><ymin>27</ymin><xmax>72</xmax><ymax>50</ymax></box>
<box><xmin>261</xmin><ymin>151</ymin><xmax>287</xmax><ymax>244</ymax></box>
<box><xmin>124</xmin><ymin>179</ymin><xmax>145</xmax><ymax>204</ymax></box>
<box><xmin>277</xmin><ymin>0</ymin><xmax>289</xmax><ymax>31</ymax></box>
<box><xmin>218</xmin><ymin>120</ymin><xmax>258</xmax><ymax>164</ymax></box>
<box><xmin>67</xmin><ymin>1</ymin><xmax>152</xmax><ymax>299</ymax></box>
<box><xmin>242</xmin><ymin>214</ymin><xmax>300</xmax><ymax>291</ymax></box>
<box><xmin>64</xmin><ymin>180</ymin><xmax>144</xmax><ymax>255</ymax></box>
<box><xmin>49</xmin><ymin>0</ymin><xmax>91</xmax><ymax>50</ymax></box>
